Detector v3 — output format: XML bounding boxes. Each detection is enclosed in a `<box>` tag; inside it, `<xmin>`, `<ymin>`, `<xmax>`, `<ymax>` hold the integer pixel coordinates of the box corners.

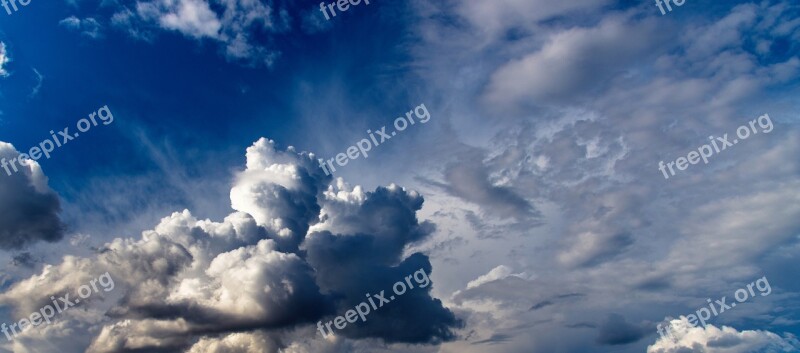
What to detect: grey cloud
<box><xmin>0</xmin><ymin>139</ymin><xmax>458</xmax><ymax>352</ymax></box>
<box><xmin>595</xmin><ymin>314</ymin><xmax>651</xmax><ymax>346</ymax></box>
<box><xmin>10</xmin><ymin>252</ymin><xmax>38</xmax><ymax>268</ymax></box>
<box><xmin>485</xmin><ymin>15</ymin><xmax>668</xmax><ymax>106</ymax></box>
<box><xmin>402</xmin><ymin>1</ymin><xmax>800</xmax><ymax>352</ymax></box>
<box><xmin>0</xmin><ymin>142</ymin><xmax>65</xmax><ymax>250</ymax></box>
<box><xmin>440</xmin><ymin>149</ymin><xmax>540</xmax><ymax>221</ymax></box>
<box><xmin>304</xmin><ymin>182</ymin><xmax>461</xmax><ymax>343</ymax></box>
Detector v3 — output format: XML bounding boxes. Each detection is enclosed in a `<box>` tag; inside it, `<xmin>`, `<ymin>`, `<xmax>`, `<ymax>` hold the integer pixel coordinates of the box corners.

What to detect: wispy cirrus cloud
<box><xmin>59</xmin><ymin>16</ymin><xmax>104</xmax><ymax>38</ymax></box>
<box><xmin>106</xmin><ymin>0</ymin><xmax>285</xmax><ymax>66</ymax></box>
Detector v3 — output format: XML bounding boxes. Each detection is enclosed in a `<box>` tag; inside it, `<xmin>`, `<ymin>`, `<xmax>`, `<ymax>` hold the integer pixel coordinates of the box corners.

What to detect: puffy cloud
<box><xmin>230</xmin><ymin>138</ymin><xmax>329</xmax><ymax>251</ymax></box>
<box><xmin>0</xmin><ymin>142</ymin><xmax>65</xmax><ymax>250</ymax></box>
<box><xmin>0</xmin><ymin>139</ymin><xmax>459</xmax><ymax>352</ymax></box>
<box><xmin>304</xmin><ymin>180</ymin><xmax>461</xmax><ymax>343</ymax></box>
<box><xmin>648</xmin><ymin>317</ymin><xmax>800</xmax><ymax>353</ymax></box>
<box><xmin>187</xmin><ymin>332</ymin><xmax>278</xmax><ymax>353</ymax></box>
<box><xmin>135</xmin><ymin>0</ymin><xmax>222</xmax><ymax>39</ymax></box>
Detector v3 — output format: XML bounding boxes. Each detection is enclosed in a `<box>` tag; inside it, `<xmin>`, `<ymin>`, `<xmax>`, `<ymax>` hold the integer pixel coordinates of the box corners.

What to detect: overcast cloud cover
<box><xmin>0</xmin><ymin>0</ymin><xmax>798</xmax><ymax>352</ymax></box>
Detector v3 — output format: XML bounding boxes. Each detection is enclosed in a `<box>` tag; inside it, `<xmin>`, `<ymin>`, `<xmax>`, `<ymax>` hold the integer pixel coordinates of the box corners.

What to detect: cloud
<box><xmin>59</xmin><ymin>16</ymin><xmax>104</xmax><ymax>38</ymax></box>
<box><xmin>454</xmin><ymin>0</ymin><xmax>611</xmax><ymax>42</ymax></box>
<box><xmin>186</xmin><ymin>332</ymin><xmax>278</xmax><ymax>353</ymax></box>
<box><xmin>484</xmin><ymin>15</ymin><xmax>665</xmax><ymax>106</ymax></box>
<box><xmin>437</xmin><ymin>149</ymin><xmax>539</xmax><ymax>221</ymax></box>
<box><xmin>109</xmin><ymin>0</ymin><xmax>284</xmax><ymax>66</ymax></box>
<box><xmin>647</xmin><ymin>317</ymin><xmax>800</xmax><ymax>353</ymax></box>
<box><xmin>400</xmin><ymin>1</ymin><xmax>800</xmax><ymax>351</ymax></box>
<box><xmin>0</xmin><ymin>42</ymin><xmax>10</xmax><ymax>77</ymax></box>
<box><xmin>0</xmin><ymin>142</ymin><xmax>65</xmax><ymax>250</ymax></box>
<box><xmin>595</xmin><ymin>314</ymin><xmax>650</xmax><ymax>346</ymax></box>
<box><xmin>0</xmin><ymin>138</ymin><xmax>460</xmax><ymax>352</ymax></box>
<box><xmin>466</xmin><ymin>265</ymin><xmax>531</xmax><ymax>290</ymax></box>
<box><xmin>29</xmin><ymin>68</ymin><xmax>43</xmax><ymax>98</ymax></box>
<box><xmin>135</xmin><ymin>0</ymin><xmax>221</xmax><ymax>39</ymax></box>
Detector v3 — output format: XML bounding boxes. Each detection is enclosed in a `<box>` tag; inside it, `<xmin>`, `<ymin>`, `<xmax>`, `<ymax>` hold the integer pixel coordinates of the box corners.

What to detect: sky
<box><xmin>0</xmin><ymin>0</ymin><xmax>799</xmax><ymax>352</ymax></box>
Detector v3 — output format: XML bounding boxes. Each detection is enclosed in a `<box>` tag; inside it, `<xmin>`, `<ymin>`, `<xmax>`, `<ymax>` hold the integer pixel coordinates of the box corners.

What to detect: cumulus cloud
<box><xmin>187</xmin><ymin>332</ymin><xmax>279</xmax><ymax>353</ymax></box>
<box><xmin>648</xmin><ymin>317</ymin><xmax>800</xmax><ymax>353</ymax></box>
<box><xmin>0</xmin><ymin>138</ymin><xmax>459</xmax><ymax>352</ymax></box>
<box><xmin>0</xmin><ymin>142</ymin><xmax>65</xmax><ymax>250</ymax></box>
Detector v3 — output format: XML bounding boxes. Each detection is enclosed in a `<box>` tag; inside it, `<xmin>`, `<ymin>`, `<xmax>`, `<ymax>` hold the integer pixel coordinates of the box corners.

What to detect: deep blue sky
<box><xmin>0</xmin><ymin>0</ymin><xmax>416</xmax><ymax>199</ymax></box>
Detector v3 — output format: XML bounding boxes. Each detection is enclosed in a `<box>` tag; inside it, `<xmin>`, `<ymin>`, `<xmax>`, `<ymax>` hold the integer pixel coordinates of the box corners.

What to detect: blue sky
<box><xmin>0</xmin><ymin>0</ymin><xmax>799</xmax><ymax>352</ymax></box>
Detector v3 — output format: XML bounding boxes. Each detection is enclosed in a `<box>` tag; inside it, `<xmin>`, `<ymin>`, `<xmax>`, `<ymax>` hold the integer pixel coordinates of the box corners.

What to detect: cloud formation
<box><xmin>0</xmin><ymin>142</ymin><xmax>65</xmax><ymax>250</ymax></box>
<box><xmin>648</xmin><ymin>317</ymin><xmax>800</xmax><ymax>353</ymax></box>
<box><xmin>0</xmin><ymin>138</ymin><xmax>459</xmax><ymax>352</ymax></box>
<box><xmin>108</xmin><ymin>0</ymin><xmax>284</xmax><ymax>65</ymax></box>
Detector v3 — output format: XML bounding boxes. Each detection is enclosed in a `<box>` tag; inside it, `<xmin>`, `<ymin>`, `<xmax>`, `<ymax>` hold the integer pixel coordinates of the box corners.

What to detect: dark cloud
<box><xmin>595</xmin><ymin>314</ymin><xmax>650</xmax><ymax>346</ymax></box>
<box><xmin>0</xmin><ymin>143</ymin><xmax>65</xmax><ymax>250</ymax></box>
<box><xmin>10</xmin><ymin>252</ymin><xmax>38</xmax><ymax>268</ymax></box>
<box><xmin>304</xmin><ymin>184</ymin><xmax>461</xmax><ymax>343</ymax></box>
<box><xmin>471</xmin><ymin>333</ymin><xmax>513</xmax><ymax>345</ymax></box>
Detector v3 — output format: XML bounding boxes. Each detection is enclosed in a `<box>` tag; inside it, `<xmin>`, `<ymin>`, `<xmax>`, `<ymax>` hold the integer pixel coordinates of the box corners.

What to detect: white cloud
<box><xmin>466</xmin><ymin>265</ymin><xmax>531</xmax><ymax>290</ymax></box>
<box><xmin>0</xmin><ymin>42</ymin><xmax>10</xmax><ymax>77</ymax></box>
<box><xmin>454</xmin><ymin>0</ymin><xmax>610</xmax><ymax>42</ymax></box>
<box><xmin>0</xmin><ymin>138</ymin><xmax>458</xmax><ymax>352</ymax></box>
<box><xmin>59</xmin><ymin>16</ymin><xmax>104</xmax><ymax>38</ymax></box>
<box><xmin>135</xmin><ymin>0</ymin><xmax>221</xmax><ymax>39</ymax></box>
<box><xmin>109</xmin><ymin>0</ymin><xmax>282</xmax><ymax>65</ymax></box>
<box><xmin>648</xmin><ymin>317</ymin><xmax>800</xmax><ymax>353</ymax></box>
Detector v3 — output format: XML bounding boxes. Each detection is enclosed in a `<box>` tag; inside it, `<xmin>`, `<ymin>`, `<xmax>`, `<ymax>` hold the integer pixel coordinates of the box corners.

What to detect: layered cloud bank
<box><xmin>0</xmin><ymin>138</ymin><xmax>459</xmax><ymax>353</ymax></box>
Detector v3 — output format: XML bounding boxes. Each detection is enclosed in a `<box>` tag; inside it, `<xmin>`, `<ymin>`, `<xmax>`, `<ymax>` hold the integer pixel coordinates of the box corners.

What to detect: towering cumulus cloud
<box><xmin>0</xmin><ymin>142</ymin><xmax>65</xmax><ymax>250</ymax></box>
<box><xmin>0</xmin><ymin>138</ymin><xmax>459</xmax><ymax>353</ymax></box>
